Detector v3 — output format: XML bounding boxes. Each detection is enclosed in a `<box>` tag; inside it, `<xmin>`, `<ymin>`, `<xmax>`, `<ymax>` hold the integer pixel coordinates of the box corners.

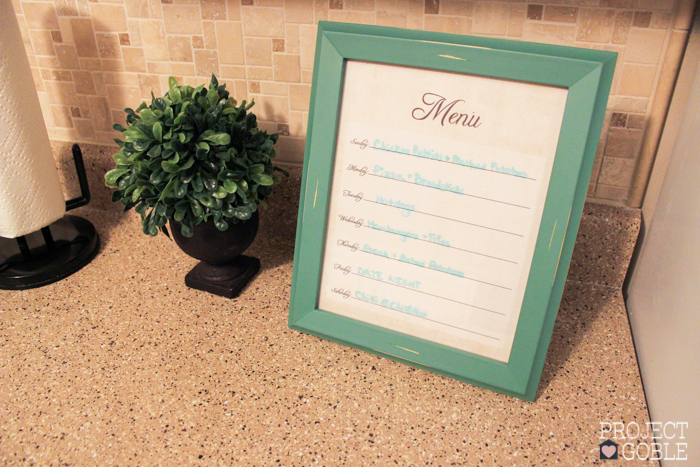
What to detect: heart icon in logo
<box><xmin>601</xmin><ymin>445</ymin><xmax>617</xmax><ymax>458</ymax></box>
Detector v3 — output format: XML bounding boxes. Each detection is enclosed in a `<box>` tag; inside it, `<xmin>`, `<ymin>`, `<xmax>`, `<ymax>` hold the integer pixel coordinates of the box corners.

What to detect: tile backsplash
<box><xmin>12</xmin><ymin>0</ymin><xmax>696</xmax><ymax>205</ymax></box>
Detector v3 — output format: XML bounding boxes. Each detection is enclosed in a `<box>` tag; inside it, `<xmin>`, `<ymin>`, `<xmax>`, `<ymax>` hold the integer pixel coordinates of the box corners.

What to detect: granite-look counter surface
<box><xmin>0</xmin><ymin>143</ymin><xmax>654</xmax><ymax>466</ymax></box>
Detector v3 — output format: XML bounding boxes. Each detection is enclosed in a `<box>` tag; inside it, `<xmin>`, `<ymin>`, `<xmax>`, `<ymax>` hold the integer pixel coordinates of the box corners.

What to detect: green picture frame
<box><xmin>288</xmin><ymin>21</ymin><xmax>615</xmax><ymax>401</ymax></box>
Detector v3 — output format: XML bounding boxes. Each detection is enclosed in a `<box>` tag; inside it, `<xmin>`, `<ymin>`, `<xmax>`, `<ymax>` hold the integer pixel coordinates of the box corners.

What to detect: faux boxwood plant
<box><xmin>105</xmin><ymin>75</ymin><xmax>288</xmax><ymax>237</ymax></box>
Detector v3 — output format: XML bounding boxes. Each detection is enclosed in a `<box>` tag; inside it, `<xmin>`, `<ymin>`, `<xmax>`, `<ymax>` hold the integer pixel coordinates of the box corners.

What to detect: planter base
<box><xmin>184</xmin><ymin>255</ymin><xmax>260</xmax><ymax>299</ymax></box>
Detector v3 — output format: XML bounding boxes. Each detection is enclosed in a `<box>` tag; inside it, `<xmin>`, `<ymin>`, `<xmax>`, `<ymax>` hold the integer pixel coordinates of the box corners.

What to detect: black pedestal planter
<box><xmin>170</xmin><ymin>212</ymin><xmax>260</xmax><ymax>299</ymax></box>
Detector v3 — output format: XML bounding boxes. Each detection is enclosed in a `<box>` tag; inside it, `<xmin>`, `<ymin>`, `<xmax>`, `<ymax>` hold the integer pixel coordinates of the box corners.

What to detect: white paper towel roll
<box><xmin>0</xmin><ymin>1</ymin><xmax>66</xmax><ymax>238</ymax></box>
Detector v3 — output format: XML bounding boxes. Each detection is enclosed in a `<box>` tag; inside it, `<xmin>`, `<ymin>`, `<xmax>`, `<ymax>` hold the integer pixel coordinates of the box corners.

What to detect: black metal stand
<box><xmin>0</xmin><ymin>144</ymin><xmax>100</xmax><ymax>290</ymax></box>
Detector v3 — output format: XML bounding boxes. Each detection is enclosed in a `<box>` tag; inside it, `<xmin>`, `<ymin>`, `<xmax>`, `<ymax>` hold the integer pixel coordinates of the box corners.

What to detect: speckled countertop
<box><xmin>0</xmin><ymin>143</ymin><xmax>655</xmax><ymax>466</ymax></box>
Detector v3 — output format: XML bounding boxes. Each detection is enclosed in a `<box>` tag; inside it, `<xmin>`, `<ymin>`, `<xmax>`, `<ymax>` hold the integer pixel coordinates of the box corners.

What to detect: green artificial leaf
<box><xmin>199</xmin><ymin>195</ymin><xmax>215</xmax><ymax>208</ymax></box>
<box><xmin>139</xmin><ymin>109</ymin><xmax>159</xmax><ymax>124</ymax></box>
<box><xmin>236</xmin><ymin>179</ymin><xmax>248</xmax><ymax>193</ymax></box>
<box><xmin>212</xmin><ymin>185</ymin><xmax>228</xmax><ymax>199</ymax></box>
<box><xmin>161</xmin><ymin>161</ymin><xmax>180</xmax><ymax>173</ymax></box>
<box><xmin>105</xmin><ymin>168</ymin><xmax>129</xmax><ymax>187</ymax></box>
<box><xmin>204</xmin><ymin>133</ymin><xmax>231</xmax><ymax>146</ymax></box>
<box><xmin>250</xmin><ymin>173</ymin><xmax>273</xmax><ymax>186</ymax></box>
<box><xmin>153</xmin><ymin>122</ymin><xmax>163</xmax><ymax>142</ymax></box>
<box><xmin>249</xmin><ymin>163</ymin><xmax>265</xmax><ymax>174</ymax></box>
<box><xmin>190</xmin><ymin>199</ymin><xmax>203</xmax><ymax>217</ymax></box>
<box><xmin>223</xmin><ymin>179</ymin><xmax>238</xmax><ymax>194</ymax></box>
<box><xmin>214</xmin><ymin>219</ymin><xmax>229</xmax><ymax>231</ymax></box>
<box><xmin>174</xmin><ymin>210</ymin><xmax>185</xmax><ymax>222</ymax></box>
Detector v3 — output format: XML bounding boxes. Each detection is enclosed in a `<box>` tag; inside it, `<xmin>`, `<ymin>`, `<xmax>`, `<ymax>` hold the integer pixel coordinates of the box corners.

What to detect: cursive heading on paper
<box><xmin>412</xmin><ymin>93</ymin><xmax>482</xmax><ymax>128</ymax></box>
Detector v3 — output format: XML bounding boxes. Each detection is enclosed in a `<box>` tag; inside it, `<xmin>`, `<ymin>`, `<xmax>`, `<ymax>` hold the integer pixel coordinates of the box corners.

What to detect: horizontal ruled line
<box><xmin>350</xmin><ymin>272</ymin><xmax>505</xmax><ymax>316</ymax></box>
<box><xmin>358</xmin><ymin>249</ymin><xmax>512</xmax><ymax>291</ymax></box>
<box><xmin>363</xmin><ymin>198</ymin><xmax>524</xmax><ymax>237</ymax></box>
<box><xmin>350</xmin><ymin>296</ymin><xmax>500</xmax><ymax>341</ymax></box>
<box><xmin>364</xmin><ymin>224</ymin><xmax>517</xmax><ymax>264</ymax></box>
<box><xmin>370</xmin><ymin>145</ymin><xmax>537</xmax><ymax>181</ymax></box>
<box><xmin>366</xmin><ymin>173</ymin><xmax>531</xmax><ymax>210</ymax></box>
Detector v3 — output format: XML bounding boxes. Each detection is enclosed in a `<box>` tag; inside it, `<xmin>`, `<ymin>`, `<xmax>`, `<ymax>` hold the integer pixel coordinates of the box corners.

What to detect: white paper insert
<box><xmin>318</xmin><ymin>61</ymin><xmax>568</xmax><ymax>362</ymax></box>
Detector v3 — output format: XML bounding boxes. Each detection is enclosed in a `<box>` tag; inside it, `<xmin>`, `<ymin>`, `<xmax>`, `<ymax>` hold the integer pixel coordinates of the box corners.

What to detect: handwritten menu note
<box><xmin>318</xmin><ymin>61</ymin><xmax>568</xmax><ymax>362</ymax></box>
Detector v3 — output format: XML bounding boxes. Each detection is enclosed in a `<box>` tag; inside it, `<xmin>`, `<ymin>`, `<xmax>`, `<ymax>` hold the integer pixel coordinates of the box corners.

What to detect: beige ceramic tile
<box><xmin>289</xmin><ymin>83</ymin><xmax>311</xmax><ymax>111</ymax></box>
<box><xmin>51</xmin><ymin>105</ymin><xmax>73</xmax><ymax>127</ymax></box>
<box><xmin>43</xmin><ymin>80</ymin><xmax>80</xmax><ymax>106</ymax></box>
<box><xmin>614</xmin><ymin>96</ymin><xmax>649</xmax><ymax>113</ymax></box>
<box><xmin>170</xmin><ymin>63</ymin><xmax>195</xmax><ymax>76</ymax></box>
<box><xmin>507</xmin><ymin>3</ymin><xmax>526</xmax><ymax>37</ymax></box>
<box><xmin>201</xmin><ymin>0</ymin><xmax>226</xmax><ymax>20</ymax></box>
<box><xmin>55</xmin><ymin>44</ymin><xmax>80</xmax><ymax>69</ymax></box>
<box><xmin>148</xmin><ymin>0</ymin><xmax>162</xmax><ymax>19</ymax></box>
<box><xmin>58</xmin><ymin>17</ymin><xmax>74</xmax><ymax>44</ymax></box>
<box><xmin>301</xmin><ymin>69</ymin><xmax>313</xmax><ymax>83</ymax></box>
<box><xmin>595</xmin><ymin>183</ymin><xmax>628</xmax><ymax>201</ymax></box>
<box><xmin>611</xmin><ymin>10</ymin><xmax>633</xmax><ymax>45</ymax></box>
<box><xmin>73</xmin><ymin>70</ymin><xmax>96</xmax><ymax>95</ymax></box>
<box><xmin>29</xmin><ymin>29</ymin><xmax>56</xmax><ymax>55</ymax></box>
<box><xmin>107</xmin><ymin>84</ymin><xmax>141</xmax><ymax>110</ymax></box>
<box><xmin>314</xmin><ymin>0</ymin><xmax>329</xmax><ymax>22</ymax></box>
<box><xmin>286</xmin><ymin>25</ymin><xmax>300</xmax><ymax>54</ymax></box>
<box><xmin>127</xmin><ymin>20</ymin><xmax>142</xmax><ymax>46</ymax></box>
<box><xmin>241</xmin><ymin>7</ymin><xmax>285</xmax><ymax>37</ymax></box>
<box><xmin>226</xmin><ymin>0</ymin><xmax>240</xmax><ymax>21</ymax></box>
<box><xmin>576</xmin><ymin>8</ymin><xmax>615</xmax><ymax>43</ymax></box>
<box><xmin>406</xmin><ymin>1</ymin><xmax>423</xmax><ymax>29</ymax></box>
<box><xmin>473</xmin><ymin>2</ymin><xmax>509</xmax><ymax>35</ymax></box>
<box><xmin>247</xmin><ymin>66</ymin><xmax>273</xmax><ymax>80</ymax></box>
<box><xmin>328</xmin><ymin>10</ymin><xmax>375</xmax><ymax>25</ymax></box>
<box><xmin>424</xmin><ymin>16</ymin><xmax>472</xmax><ymax>35</ymax></box>
<box><xmin>523</xmin><ymin>23</ymin><xmax>576</xmax><ymax>46</ymax></box>
<box><xmin>147</xmin><ymin>61</ymin><xmax>170</xmax><ymax>74</ymax></box>
<box><xmin>162</xmin><ymin>5</ymin><xmax>202</xmax><ymax>34</ymax></box>
<box><xmin>627</xmin><ymin>114</ymin><xmax>645</xmax><ymax>130</ymax></box>
<box><xmin>125</xmin><ymin>0</ymin><xmax>150</xmax><ymax>18</ymax></box>
<box><xmin>441</xmin><ymin>0</ymin><xmax>473</xmax><ymax>17</ymax></box>
<box><xmin>605</xmin><ymin>129</ymin><xmax>642</xmax><ymax>158</ymax></box>
<box><xmin>203</xmin><ymin>21</ymin><xmax>217</xmax><ymax>49</ymax></box>
<box><xmin>260</xmin><ymin>81</ymin><xmax>286</xmax><ymax>96</ymax></box>
<box><xmin>298</xmin><ymin>24</ymin><xmax>317</xmax><ymax>70</ymax></box>
<box><xmin>139</xmin><ymin>20</ymin><xmax>169</xmax><ymax>61</ymax></box>
<box><xmin>245</xmin><ymin>37</ymin><xmax>272</xmax><ymax>66</ymax></box>
<box><xmin>220</xmin><ymin>65</ymin><xmax>246</xmax><ymax>79</ymax></box>
<box><xmin>137</xmin><ymin>74</ymin><xmax>161</xmax><ymax>98</ymax></box>
<box><xmin>650</xmin><ymin>12</ymin><xmax>672</xmax><ymax>29</ymax></box>
<box><xmin>122</xmin><ymin>47</ymin><xmax>148</xmax><ymax>72</ymax></box>
<box><xmin>216</xmin><ymin>22</ymin><xmax>244</xmax><ymax>65</ymax></box>
<box><xmin>96</xmin><ymin>33</ymin><xmax>121</xmax><ymax>59</ymax></box>
<box><xmin>194</xmin><ymin>49</ymin><xmax>220</xmax><ymax>76</ymax></box>
<box><xmin>167</xmin><ymin>36</ymin><xmax>194</xmax><ymax>62</ymax></box>
<box><xmin>545</xmin><ymin>6</ymin><xmax>578</xmax><ymax>23</ymax></box>
<box><xmin>637</xmin><ymin>0</ymin><xmax>674</xmax><ymax>10</ymax></box>
<box><xmin>53</xmin><ymin>0</ymin><xmax>77</xmax><ymax>17</ymax></box>
<box><xmin>285</xmin><ymin>0</ymin><xmax>314</xmax><ymax>23</ymax></box>
<box><xmin>617</xmin><ymin>64</ymin><xmax>657</xmax><ymax>97</ymax></box>
<box><xmin>376</xmin><ymin>0</ymin><xmax>408</xmax><ymax>28</ymax></box>
<box><xmin>273</xmin><ymin>54</ymin><xmax>300</xmax><ymax>82</ymax></box>
<box><xmin>253</xmin><ymin>95</ymin><xmax>289</xmax><ymax>121</ymax></box>
<box><xmin>345</xmin><ymin>0</ymin><xmax>374</xmax><ymax>11</ymax></box>
<box><xmin>21</xmin><ymin>2</ymin><xmax>59</xmax><ymax>29</ymax></box>
<box><xmin>74</xmin><ymin>118</ymin><xmax>96</xmax><ymax>138</ymax></box>
<box><xmin>288</xmin><ymin>110</ymin><xmax>305</xmax><ymax>136</ymax></box>
<box><xmin>624</xmin><ymin>28</ymin><xmax>667</xmax><ymax>64</ymax></box>
<box><xmin>89</xmin><ymin>3</ymin><xmax>127</xmax><ymax>31</ymax></box>
<box><xmin>599</xmin><ymin>157</ymin><xmax>637</xmax><ymax>187</ymax></box>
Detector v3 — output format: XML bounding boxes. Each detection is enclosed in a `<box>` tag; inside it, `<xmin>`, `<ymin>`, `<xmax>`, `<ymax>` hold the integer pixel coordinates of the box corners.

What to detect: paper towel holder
<box><xmin>0</xmin><ymin>144</ymin><xmax>100</xmax><ymax>290</ymax></box>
